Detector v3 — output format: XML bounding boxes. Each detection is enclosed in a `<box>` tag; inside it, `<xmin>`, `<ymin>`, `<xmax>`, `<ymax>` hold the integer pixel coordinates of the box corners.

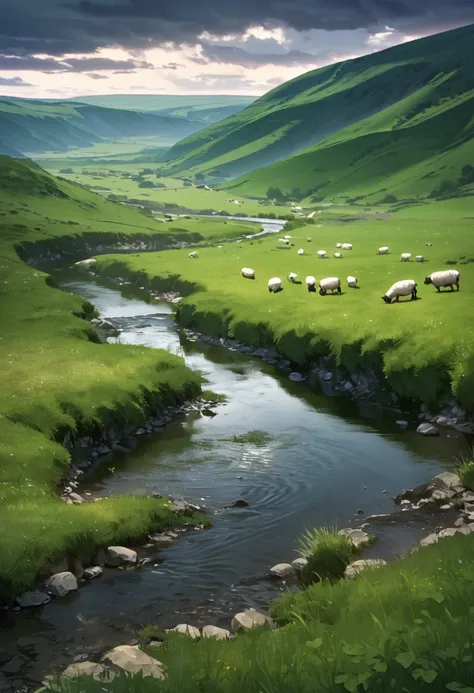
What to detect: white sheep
<box><xmin>400</xmin><ymin>253</ymin><xmax>411</xmax><ymax>262</ymax></box>
<box><xmin>415</xmin><ymin>255</ymin><xmax>424</xmax><ymax>262</ymax></box>
<box><xmin>288</xmin><ymin>272</ymin><xmax>298</xmax><ymax>283</ymax></box>
<box><xmin>284</xmin><ymin>235</ymin><xmax>292</xmax><ymax>240</ymax></box>
<box><xmin>336</xmin><ymin>243</ymin><xmax>342</xmax><ymax>248</ymax></box>
<box><xmin>317</xmin><ymin>250</ymin><xmax>326</xmax><ymax>259</ymax></box>
<box><xmin>319</xmin><ymin>277</ymin><xmax>341</xmax><ymax>295</ymax></box>
<box><xmin>382</xmin><ymin>279</ymin><xmax>417</xmax><ymax>304</ymax></box>
<box><xmin>74</xmin><ymin>258</ymin><xmax>96</xmax><ymax>266</ymax></box>
<box><xmin>347</xmin><ymin>276</ymin><xmax>358</xmax><ymax>288</ymax></box>
<box><xmin>307</xmin><ymin>237</ymin><xmax>312</xmax><ymax>242</ymax></box>
<box><xmin>305</xmin><ymin>275</ymin><xmax>316</xmax><ymax>293</ymax></box>
<box><xmin>334</xmin><ymin>252</ymin><xmax>342</xmax><ymax>259</ymax></box>
<box><xmin>189</xmin><ymin>252</ymin><xmax>198</xmax><ymax>258</ymax></box>
<box><xmin>241</xmin><ymin>267</ymin><xmax>255</xmax><ymax>280</ymax></box>
<box><xmin>378</xmin><ymin>246</ymin><xmax>389</xmax><ymax>255</ymax></box>
<box><xmin>297</xmin><ymin>248</ymin><xmax>304</xmax><ymax>255</ymax></box>
<box><xmin>341</xmin><ymin>243</ymin><xmax>352</xmax><ymax>250</ymax></box>
<box><xmin>268</xmin><ymin>277</ymin><xmax>282</xmax><ymax>293</ymax></box>
<box><xmin>426</xmin><ymin>243</ymin><xmax>433</xmax><ymax>247</ymax></box>
<box><xmin>424</xmin><ymin>269</ymin><xmax>460</xmax><ymax>292</ymax></box>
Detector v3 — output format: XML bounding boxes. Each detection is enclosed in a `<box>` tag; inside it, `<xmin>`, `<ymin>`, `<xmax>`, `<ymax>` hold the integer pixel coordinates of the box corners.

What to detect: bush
<box><xmin>298</xmin><ymin>525</ymin><xmax>353</xmax><ymax>584</ymax></box>
<box><xmin>458</xmin><ymin>456</ymin><xmax>474</xmax><ymax>490</ymax></box>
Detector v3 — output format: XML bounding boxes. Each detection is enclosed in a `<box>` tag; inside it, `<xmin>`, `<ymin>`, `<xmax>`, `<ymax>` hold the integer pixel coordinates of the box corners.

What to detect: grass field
<box><xmin>0</xmin><ymin>156</ymin><xmax>246</xmax><ymax>601</ymax></box>
<box><xmin>95</xmin><ymin>198</ymin><xmax>474</xmax><ymax>411</ymax></box>
<box><xmin>32</xmin><ymin>136</ymin><xmax>173</xmax><ymax>162</ymax></box>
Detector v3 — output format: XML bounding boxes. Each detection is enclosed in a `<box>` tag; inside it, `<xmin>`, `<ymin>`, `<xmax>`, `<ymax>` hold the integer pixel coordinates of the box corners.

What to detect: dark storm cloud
<box><xmin>0</xmin><ymin>0</ymin><xmax>473</xmax><ymax>57</ymax></box>
<box><xmin>0</xmin><ymin>76</ymin><xmax>32</xmax><ymax>85</ymax></box>
<box><xmin>0</xmin><ymin>53</ymin><xmax>153</xmax><ymax>72</ymax></box>
<box><xmin>198</xmin><ymin>44</ymin><xmax>323</xmax><ymax>67</ymax></box>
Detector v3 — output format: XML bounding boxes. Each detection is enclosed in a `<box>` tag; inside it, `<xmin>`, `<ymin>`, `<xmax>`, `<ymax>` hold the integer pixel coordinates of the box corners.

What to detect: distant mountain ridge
<box><xmin>156</xmin><ymin>23</ymin><xmax>474</xmax><ymax>202</ymax></box>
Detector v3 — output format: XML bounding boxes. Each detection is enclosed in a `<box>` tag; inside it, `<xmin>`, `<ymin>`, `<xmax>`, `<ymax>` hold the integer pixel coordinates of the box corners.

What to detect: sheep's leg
<box><xmin>456</xmin><ymin>281</ymin><xmax>460</xmax><ymax>291</ymax></box>
<box><xmin>411</xmin><ymin>290</ymin><xmax>416</xmax><ymax>301</ymax></box>
<box><xmin>337</xmin><ymin>286</ymin><xmax>342</xmax><ymax>294</ymax></box>
<box><xmin>268</xmin><ymin>287</ymin><xmax>272</xmax><ymax>293</ymax></box>
<box><xmin>395</xmin><ymin>295</ymin><xmax>400</xmax><ymax>302</ymax></box>
<box><xmin>450</xmin><ymin>284</ymin><xmax>454</xmax><ymax>291</ymax></box>
<box><xmin>437</xmin><ymin>286</ymin><xmax>441</xmax><ymax>292</ymax></box>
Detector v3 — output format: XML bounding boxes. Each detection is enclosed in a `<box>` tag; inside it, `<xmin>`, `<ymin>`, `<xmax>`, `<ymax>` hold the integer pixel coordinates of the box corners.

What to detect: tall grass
<box><xmin>297</xmin><ymin>525</ymin><xmax>353</xmax><ymax>584</ymax></box>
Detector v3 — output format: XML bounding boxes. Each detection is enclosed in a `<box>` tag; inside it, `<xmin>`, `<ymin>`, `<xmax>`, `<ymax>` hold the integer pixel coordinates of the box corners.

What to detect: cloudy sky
<box><xmin>0</xmin><ymin>0</ymin><xmax>472</xmax><ymax>98</ymax></box>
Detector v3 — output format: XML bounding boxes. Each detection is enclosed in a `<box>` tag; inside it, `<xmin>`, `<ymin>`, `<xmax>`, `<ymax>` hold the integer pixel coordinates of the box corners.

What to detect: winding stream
<box><xmin>1</xmin><ymin>270</ymin><xmax>467</xmax><ymax>689</ymax></box>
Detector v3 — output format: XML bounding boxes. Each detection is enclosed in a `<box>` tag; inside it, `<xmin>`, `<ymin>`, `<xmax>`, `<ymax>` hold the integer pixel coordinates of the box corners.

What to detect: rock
<box><xmin>2</xmin><ymin>656</ymin><xmax>26</xmax><ymax>675</ymax></box>
<box><xmin>338</xmin><ymin>528</ymin><xmax>372</xmax><ymax>550</ymax></box>
<box><xmin>231</xmin><ymin>609</ymin><xmax>273</xmax><ymax>633</ymax></box>
<box><xmin>268</xmin><ymin>563</ymin><xmax>295</xmax><ymax>579</ymax></box>
<box><xmin>291</xmin><ymin>557</ymin><xmax>308</xmax><ymax>573</ymax></box>
<box><xmin>396</xmin><ymin>420</ymin><xmax>409</xmax><ymax>428</ymax></box>
<box><xmin>289</xmin><ymin>372</ymin><xmax>305</xmax><ymax>383</ymax></box>
<box><xmin>149</xmin><ymin>533</ymin><xmax>175</xmax><ymax>546</ymax></box>
<box><xmin>105</xmin><ymin>546</ymin><xmax>137</xmax><ymax>567</ymax></box>
<box><xmin>436</xmin><ymin>416</ymin><xmax>450</xmax><ymax>426</ymax></box>
<box><xmin>168</xmin><ymin>624</ymin><xmax>200</xmax><ymax>639</ymax></box>
<box><xmin>84</xmin><ymin>566</ymin><xmax>103</xmax><ymax>580</ymax></box>
<box><xmin>431</xmin><ymin>488</ymin><xmax>456</xmax><ymax>503</ymax></box>
<box><xmin>45</xmin><ymin>571</ymin><xmax>78</xmax><ymax>597</ymax></box>
<box><xmin>100</xmin><ymin>645</ymin><xmax>165</xmax><ymax>679</ymax></box>
<box><xmin>322</xmin><ymin>372</ymin><xmax>333</xmax><ymax>382</ymax></box>
<box><xmin>457</xmin><ymin>524</ymin><xmax>474</xmax><ymax>535</ymax></box>
<box><xmin>428</xmin><ymin>472</ymin><xmax>462</xmax><ymax>492</ymax></box>
<box><xmin>342</xmin><ymin>381</ymin><xmax>354</xmax><ymax>391</ymax></box>
<box><xmin>97</xmin><ymin>445</ymin><xmax>111</xmax><ymax>456</ymax></box>
<box><xmin>345</xmin><ymin>559</ymin><xmax>387</xmax><ymax>579</ymax></box>
<box><xmin>62</xmin><ymin>662</ymin><xmax>108</xmax><ymax>680</ymax></box>
<box><xmin>202</xmin><ymin>626</ymin><xmax>230</xmax><ymax>640</ymax></box>
<box><xmin>416</xmin><ymin>423</ymin><xmax>439</xmax><ymax>437</ymax></box>
<box><xmin>439</xmin><ymin>504</ymin><xmax>453</xmax><ymax>511</ymax></box>
<box><xmin>438</xmin><ymin>527</ymin><xmax>460</xmax><ymax>539</ymax></box>
<box><xmin>454</xmin><ymin>517</ymin><xmax>466</xmax><ymax>527</ymax></box>
<box><xmin>231</xmin><ymin>499</ymin><xmax>249</xmax><ymax>508</ymax></box>
<box><xmin>420</xmin><ymin>532</ymin><xmax>439</xmax><ymax>547</ymax></box>
<box><xmin>16</xmin><ymin>590</ymin><xmax>51</xmax><ymax>608</ymax></box>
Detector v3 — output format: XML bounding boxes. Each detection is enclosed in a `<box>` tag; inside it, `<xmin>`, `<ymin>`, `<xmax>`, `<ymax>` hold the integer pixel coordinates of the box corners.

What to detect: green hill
<box><xmin>0</xmin><ymin>97</ymin><xmax>206</xmax><ymax>156</ymax></box>
<box><xmin>70</xmin><ymin>94</ymin><xmax>254</xmax><ymax>124</ymax></box>
<box><xmin>157</xmin><ymin>23</ymin><xmax>474</xmax><ymax>204</ymax></box>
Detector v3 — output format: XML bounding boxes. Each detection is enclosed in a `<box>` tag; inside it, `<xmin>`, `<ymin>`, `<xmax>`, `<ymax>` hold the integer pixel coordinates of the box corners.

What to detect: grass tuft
<box><xmin>297</xmin><ymin>524</ymin><xmax>353</xmax><ymax>584</ymax></box>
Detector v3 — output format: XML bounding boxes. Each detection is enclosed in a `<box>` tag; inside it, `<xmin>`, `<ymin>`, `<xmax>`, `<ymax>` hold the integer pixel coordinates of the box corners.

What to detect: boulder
<box><xmin>105</xmin><ymin>546</ymin><xmax>137</xmax><ymax>567</ymax></box>
<box><xmin>345</xmin><ymin>559</ymin><xmax>387</xmax><ymax>579</ymax></box>
<box><xmin>231</xmin><ymin>609</ymin><xmax>273</xmax><ymax>634</ymax></box>
<box><xmin>231</xmin><ymin>499</ymin><xmax>249</xmax><ymax>508</ymax></box>
<box><xmin>416</xmin><ymin>423</ymin><xmax>439</xmax><ymax>437</ymax></box>
<box><xmin>16</xmin><ymin>590</ymin><xmax>51</xmax><ymax>608</ymax></box>
<box><xmin>168</xmin><ymin>624</ymin><xmax>200</xmax><ymax>640</ymax></box>
<box><xmin>338</xmin><ymin>528</ymin><xmax>372</xmax><ymax>550</ymax></box>
<box><xmin>289</xmin><ymin>372</ymin><xmax>305</xmax><ymax>383</ymax></box>
<box><xmin>427</xmin><ymin>472</ymin><xmax>462</xmax><ymax>492</ymax></box>
<box><xmin>84</xmin><ymin>566</ymin><xmax>103</xmax><ymax>580</ymax></box>
<box><xmin>100</xmin><ymin>645</ymin><xmax>165</xmax><ymax>679</ymax></box>
<box><xmin>201</xmin><ymin>625</ymin><xmax>230</xmax><ymax>640</ymax></box>
<box><xmin>149</xmin><ymin>533</ymin><xmax>175</xmax><ymax>546</ymax></box>
<box><xmin>69</xmin><ymin>492</ymin><xmax>84</xmax><ymax>504</ymax></box>
<box><xmin>62</xmin><ymin>662</ymin><xmax>108</xmax><ymax>680</ymax></box>
<box><xmin>396</xmin><ymin>420</ymin><xmax>409</xmax><ymax>428</ymax></box>
<box><xmin>430</xmin><ymin>488</ymin><xmax>456</xmax><ymax>504</ymax></box>
<box><xmin>419</xmin><ymin>532</ymin><xmax>439</xmax><ymax>547</ymax></box>
<box><xmin>291</xmin><ymin>557</ymin><xmax>308</xmax><ymax>573</ymax></box>
<box><xmin>268</xmin><ymin>563</ymin><xmax>295</xmax><ymax>579</ymax></box>
<box><xmin>45</xmin><ymin>571</ymin><xmax>78</xmax><ymax>597</ymax></box>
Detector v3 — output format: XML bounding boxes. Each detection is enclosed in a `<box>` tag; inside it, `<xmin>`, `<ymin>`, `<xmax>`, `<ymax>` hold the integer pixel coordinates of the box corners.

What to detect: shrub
<box><xmin>298</xmin><ymin>524</ymin><xmax>353</xmax><ymax>584</ymax></box>
<box><xmin>458</xmin><ymin>456</ymin><xmax>474</xmax><ymax>490</ymax></box>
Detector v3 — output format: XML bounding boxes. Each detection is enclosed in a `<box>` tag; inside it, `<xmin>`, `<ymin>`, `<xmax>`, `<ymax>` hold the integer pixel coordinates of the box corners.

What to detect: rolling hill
<box><xmin>157</xmin><ymin>23</ymin><xmax>474</xmax><ymax>203</ymax></box>
<box><xmin>69</xmin><ymin>94</ymin><xmax>254</xmax><ymax>124</ymax></box>
<box><xmin>0</xmin><ymin>97</ymin><xmax>210</xmax><ymax>156</ymax></box>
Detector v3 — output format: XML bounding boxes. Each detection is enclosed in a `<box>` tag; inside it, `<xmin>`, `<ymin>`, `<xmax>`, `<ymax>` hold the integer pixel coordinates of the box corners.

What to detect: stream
<box><xmin>1</xmin><ymin>269</ymin><xmax>468</xmax><ymax>690</ymax></box>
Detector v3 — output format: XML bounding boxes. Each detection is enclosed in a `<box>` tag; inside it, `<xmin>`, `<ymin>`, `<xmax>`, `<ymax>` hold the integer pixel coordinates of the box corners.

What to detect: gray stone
<box><xmin>168</xmin><ymin>624</ymin><xmax>200</xmax><ymax>639</ymax></box>
<box><xmin>97</xmin><ymin>445</ymin><xmax>111</xmax><ymax>456</ymax></box>
<box><xmin>431</xmin><ymin>488</ymin><xmax>456</xmax><ymax>503</ymax></box>
<box><xmin>45</xmin><ymin>571</ymin><xmax>78</xmax><ymax>597</ymax></box>
<box><xmin>416</xmin><ymin>423</ymin><xmax>439</xmax><ymax>437</ymax></box>
<box><xmin>291</xmin><ymin>557</ymin><xmax>308</xmax><ymax>573</ymax></box>
<box><xmin>420</xmin><ymin>532</ymin><xmax>439</xmax><ymax>547</ymax></box>
<box><xmin>84</xmin><ymin>566</ymin><xmax>103</xmax><ymax>580</ymax></box>
<box><xmin>100</xmin><ymin>645</ymin><xmax>165</xmax><ymax>679</ymax></box>
<box><xmin>454</xmin><ymin>517</ymin><xmax>466</xmax><ymax>527</ymax></box>
<box><xmin>149</xmin><ymin>534</ymin><xmax>175</xmax><ymax>546</ymax></box>
<box><xmin>105</xmin><ymin>546</ymin><xmax>137</xmax><ymax>567</ymax></box>
<box><xmin>288</xmin><ymin>372</ymin><xmax>305</xmax><ymax>383</ymax></box>
<box><xmin>268</xmin><ymin>563</ymin><xmax>295</xmax><ymax>579</ymax></box>
<box><xmin>322</xmin><ymin>372</ymin><xmax>333</xmax><ymax>382</ymax></box>
<box><xmin>428</xmin><ymin>472</ymin><xmax>462</xmax><ymax>492</ymax></box>
<box><xmin>338</xmin><ymin>528</ymin><xmax>372</xmax><ymax>549</ymax></box>
<box><xmin>439</xmin><ymin>504</ymin><xmax>453</xmax><ymax>511</ymax></box>
<box><xmin>436</xmin><ymin>416</ymin><xmax>450</xmax><ymax>426</ymax></box>
<box><xmin>202</xmin><ymin>626</ymin><xmax>230</xmax><ymax>640</ymax></box>
<box><xmin>342</xmin><ymin>381</ymin><xmax>354</xmax><ymax>391</ymax></box>
<box><xmin>345</xmin><ymin>559</ymin><xmax>387</xmax><ymax>579</ymax></box>
<box><xmin>396</xmin><ymin>420</ymin><xmax>409</xmax><ymax>428</ymax></box>
<box><xmin>231</xmin><ymin>609</ymin><xmax>273</xmax><ymax>633</ymax></box>
<box><xmin>458</xmin><ymin>524</ymin><xmax>474</xmax><ymax>535</ymax></box>
<box><xmin>69</xmin><ymin>492</ymin><xmax>84</xmax><ymax>504</ymax></box>
<box><xmin>62</xmin><ymin>662</ymin><xmax>108</xmax><ymax>680</ymax></box>
<box><xmin>438</xmin><ymin>527</ymin><xmax>460</xmax><ymax>539</ymax></box>
<box><xmin>16</xmin><ymin>590</ymin><xmax>51</xmax><ymax>608</ymax></box>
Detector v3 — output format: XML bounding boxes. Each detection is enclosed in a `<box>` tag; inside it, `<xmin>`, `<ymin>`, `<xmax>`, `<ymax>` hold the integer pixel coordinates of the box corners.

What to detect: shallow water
<box><xmin>1</xmin><ymin>272</ymin><xmax>467</xmax><ymax>688</ymax></box>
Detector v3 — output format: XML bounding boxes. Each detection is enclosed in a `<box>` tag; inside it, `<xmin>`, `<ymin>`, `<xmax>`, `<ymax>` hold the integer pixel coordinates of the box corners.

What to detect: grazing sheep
<box><xmin>424</xmin><ymin>269</ymin><xmax>460</xmax><ymax>292</ymax></box>
<box><xmin>334</xmin><ymin>252</ymin><xmax>342</xmax><ymax>259</ymax></box>
<box><xmin>74</xmin><ymin>258</ymin><xmax>96</xmax><ymax>266</ymax></box>
<box><xmin>426</xmin><ymin>243</ymin><xmax>433</xmax><ymax>247</ymax></box>
<box><xmin>347</xmin><ymin>276</ymin><xmax>358</xmax><ymax>288</ymax></box>
<box><xmin>319</xmin><ymin>277</ymin><xmax>342</xmax><ymax>296</ymax></box>
<box><xmin>305</xmin><ymin>275</ymin><xmax>317</xmax><ymax>293</ymax></box>
<box><xmin>297</xmin><ymin>248</ymin><xmax>305</xmax><ymax>255</ymax></box>
<box><xmin>400</xmin><ymin>253</ymin><xmax>411</xmax><ymax>262</ymax></box>
<box><xmin>307</xmin><ymin>237</ymin><xmax>312</xmax><ymax>242</ymax></box>
<box><xmin>415</xmin><ymin>255</ymin><xmax>424</xmax><ymax>262</ymax></box>
<box><xmin>288</xmin><ymin>272</ymin><xmax>298</xmax><ymax>283</ymax></box>
<box><xmin>381</xmin><ymin>279</ymin><xmax>417</xmax><ymax>304</ymax></box>
<box><xmin>241</xmin><ymin>267</ymin><xmax>255</xmax><ymax>280</ymax></box>
<box><xmin>341</xmin><ymin>243</ymin><xmax>352</xmax><ymax>250</ymax></box>
<box><xmin>189</xmin><ymin>252</ymin><xmax>198</xmax><ymax>258</ymax></box>
<box><xmin>317</xmin><ymin>250</ymin><xmax>327</xmax><ymax>259</ymax></box>
<box><xmin>336</xmin><ymin>243</ymin><xmax>342</xmax><ymax>248</ymax></box>
<box><xmin>282</xmin><ymin>238</ymin><xmax>290</xmax><ymax>245</ymax></box>
<box><xmin>284</xmin><ymin>235</ymin><xmax>292</xmax><ymax>240</ymax></box>
<box><xmin>268</xmin><ymin>277</ymin><xmax>282</xmax><ymax>293</ymax></box>
<box><xmin>378</xmin><ymin>246</ymin><xmax>389</xmax><ymax>255</ymax></box>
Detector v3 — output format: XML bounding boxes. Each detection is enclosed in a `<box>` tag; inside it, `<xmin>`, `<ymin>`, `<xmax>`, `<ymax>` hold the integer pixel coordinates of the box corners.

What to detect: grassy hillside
<box><xmin>157</xmin><ymin>23</ymin><xmax>474</xmax><ymax>200</ymax></box>
<box><xmin>70</xmin><ymin>94</ymin><xmax>254</xmax><ymax>123</ymax></box>
<box><xmin>94</xmin><ymin>198</ymin><xmax>474</xmax><ymax>412</ymax></box>
<box><xmin>0</xmin><ymin>156</ymin><xmax>250</xmax><ymax>600</ymax></box>
<box><xmin>0</xmin><ymin>97</ymin><xmax>205</xmax><ymax>156</ymax></box>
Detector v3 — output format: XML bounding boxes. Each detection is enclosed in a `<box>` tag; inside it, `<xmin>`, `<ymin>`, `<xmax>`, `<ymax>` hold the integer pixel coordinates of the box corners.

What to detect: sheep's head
<box><xmin>319</xmin><ymin>287</ymin><xmax>327</xmax><ymax>296</ymax></box>
<box><xmin>423</xmin><ymin>276</ymin><xmax>432</xmax><ymax>285</ymax></box>
<box><xmin>381</xmin><ymin>295</ymin><xmax>391</xmax><ymax>304</ymax></box>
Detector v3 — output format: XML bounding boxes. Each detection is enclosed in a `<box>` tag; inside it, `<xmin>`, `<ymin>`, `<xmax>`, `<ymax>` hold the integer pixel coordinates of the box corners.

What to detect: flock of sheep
<box><xmin>237</xmin><ymin>240</ymin><xmax>461</xmax><ymax>303</ymax></box>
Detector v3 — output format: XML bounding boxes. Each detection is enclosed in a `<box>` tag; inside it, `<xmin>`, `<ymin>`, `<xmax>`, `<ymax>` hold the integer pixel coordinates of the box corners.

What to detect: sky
<box><xmin>0</xmin><ymin>0</ymin><xmax>473</xmax><ymax>99</ymax></box>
